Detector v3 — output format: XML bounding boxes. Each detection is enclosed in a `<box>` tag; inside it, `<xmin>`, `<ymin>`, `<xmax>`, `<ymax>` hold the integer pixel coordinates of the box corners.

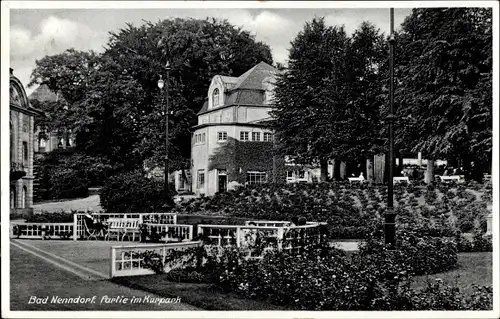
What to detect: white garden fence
<box><xmin>73</xmin><ymin>212</ymin><xmax>177</xmax><ymax>240</ymax></box>
<box><xmin>12</xmin><ymin>222</ymin><xmax>74</xmax><ymax>239</ymax></box>
<box><xmin>142</xmin><ymin>223</ymin><xmax>193</xmax><ymax>242</ymax></box>
<box><xmin>110</xmin><ymin>241</ymin><xmax>202</xmax><ymax>277</ymax></box>
<box><xmin>197</xmin><ymin>222</ymin><xmax>323</xmax><ymax>258</ymax></box>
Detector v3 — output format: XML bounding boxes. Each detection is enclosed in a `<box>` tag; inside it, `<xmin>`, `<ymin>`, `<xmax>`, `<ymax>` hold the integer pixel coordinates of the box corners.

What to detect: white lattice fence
<box><xmin>197</xmin><ymin>223</ymin><xmax>323</xmax><ymax>259</ymax></box>
<box><xmin>110</xmin><ymin>241</ymin><xmax>202</xmax><ymax>277</ymax></box>
<box><xmin>73</xmin><ymin>213</ymin><xmax>178</xmax><ymax>240</ymax></box>
<box><xmin>142</xmin><ymin>224</ymin><xmax>193</xmax><ymax>242</ymax></box>
<box><xmin>12</xmin><ymin>223</ymin><xmax>74</xmax><ymax>239</ymax></box>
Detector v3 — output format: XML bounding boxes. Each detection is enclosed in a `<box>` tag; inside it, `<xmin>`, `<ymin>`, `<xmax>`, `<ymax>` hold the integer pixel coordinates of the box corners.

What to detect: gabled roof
<box><xmin>28</xmin><ymin>84</ymin><xmax>61</xmax><ymax>103</ymax></box>
<box><xmin>198</xmin><ymin>61</ymin><xmax>279</xmax><ymax>115</ymax></box>
<box><xmin>219</xmin><ymin>76</ymin><xmax>238</xmax><ymax>91</ymax></box>
<box><xmin>230</xmin><ymin>61</ymin><xmax>277</xmax><ymax>91</ymax></box>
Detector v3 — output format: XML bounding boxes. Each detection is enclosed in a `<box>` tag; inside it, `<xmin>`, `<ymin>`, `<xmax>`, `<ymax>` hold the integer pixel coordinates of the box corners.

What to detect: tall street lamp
<box><xmin>385</xmin><ymin>8</ymin><xmax>397</xmax><ymax>250</ymax></box>
<box><xmin>157</xmin><ymin>61</ymin><xmax>172</xmax><ymax>202</ymax></box>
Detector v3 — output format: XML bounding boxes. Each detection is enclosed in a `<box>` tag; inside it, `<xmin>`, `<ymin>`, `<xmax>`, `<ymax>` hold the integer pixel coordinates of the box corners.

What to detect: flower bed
<box><xmin>134</xmin><ymin>226</ymin><xmax>491</xmax><ymax>310</ymax></box>
<box><xmin>172</xmin><ymin>182</ymin><xmax>491</xmax><ymax>240</ymax></box>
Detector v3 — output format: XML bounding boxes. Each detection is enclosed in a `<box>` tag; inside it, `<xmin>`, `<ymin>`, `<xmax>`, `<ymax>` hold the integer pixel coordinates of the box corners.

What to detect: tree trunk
<box><xmin>320</xmin><ymin>158</ymin><xmax>328</xmax><ymax>182</ymax></box>
<box><xmin>366</xmin><ymin>157</ymin><xmax>374</xmax><ymax>181</ymax></box>
<box><xmin>425</xmin><ymin>159</ymin><xmax>435</xmax><ymax>183</ymax></box>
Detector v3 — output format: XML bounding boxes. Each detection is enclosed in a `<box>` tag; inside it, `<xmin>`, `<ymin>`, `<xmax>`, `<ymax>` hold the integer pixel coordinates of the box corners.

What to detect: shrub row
<box><xmin>171</xmin><ymin>182</ymin><xmax>490</xmax><ymax>240</ymax></box>
<box><xmin>137</xmin><ymin>227</ymin><xmax>492</xmax><ymax>310</ymax></box>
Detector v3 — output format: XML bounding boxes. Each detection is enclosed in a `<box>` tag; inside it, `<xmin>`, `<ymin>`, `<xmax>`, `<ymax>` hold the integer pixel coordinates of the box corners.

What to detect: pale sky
<box><xmin>10</xmin><ymin>8</ymin><xmax>412</xmax><ymax>95</ymax></box>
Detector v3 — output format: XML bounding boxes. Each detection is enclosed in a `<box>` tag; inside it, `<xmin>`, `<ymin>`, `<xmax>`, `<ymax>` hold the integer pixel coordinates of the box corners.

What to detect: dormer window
<box><xmin>213</xmin><ymin>88</ymin><xmax>220</xmax><ymax>107</ymax></box>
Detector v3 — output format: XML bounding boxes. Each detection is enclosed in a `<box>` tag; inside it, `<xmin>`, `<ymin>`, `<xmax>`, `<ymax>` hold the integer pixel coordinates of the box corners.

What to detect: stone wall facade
<box><xmin>10</xmin><ymin>69</ymin><xmax>40</xmax><ymax>211</ymax></box>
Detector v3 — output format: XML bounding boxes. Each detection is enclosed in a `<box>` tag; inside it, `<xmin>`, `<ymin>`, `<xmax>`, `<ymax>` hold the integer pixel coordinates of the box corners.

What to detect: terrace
<box><xmin>10</xmin><ymin>212</ymin><xmax>325</xmax><ymax>279</ymax></box>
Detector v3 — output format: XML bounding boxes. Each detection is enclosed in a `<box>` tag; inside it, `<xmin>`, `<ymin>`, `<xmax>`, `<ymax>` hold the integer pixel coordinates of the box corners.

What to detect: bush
<box><xmin>100</xmin><ymin>170</ymin><xmax>176</xmax><ymax>214</ymax></box>
<box><xmin>358</xmin><ymin>228</ymin><xmax>458</xmax><ymax>276</ymax></box>
<box><xmin>25</xmin><ymin>210</ymin><xmax>75</xmax><ymax>223</ymax></box>
<box><xmin>49</xmin><ymin>168</ymin><xmax>89</xmax><ymax>199</ymax></box>
<box><xmin>455</xmin><ymin>234</ymin><xmax>474</xmax><ymax>252</ymax></box>
<box><xmin>34</xmin><ymin>152</ymin><xmax>107</xmax><ymax>201</ymax></box>
<box><xmin>190</xmin><ymin>238</ymin><xmax>481</xmax><ymax>310</ymax></box>
<box><xmin>472</xmin><ymin>233</ymin><xmax>493</xmax><ymax>252</ymax></box>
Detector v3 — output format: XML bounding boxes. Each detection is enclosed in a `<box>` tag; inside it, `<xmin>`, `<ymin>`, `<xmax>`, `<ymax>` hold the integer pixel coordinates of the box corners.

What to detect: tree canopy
<box><xmin>29</xmin><ymin>18</ymin><xmax>274</xmax><ymax>174</ymax></box>
<box><xmin>272</xmin><ymin>18</ymin><xmax>386</xmax><ymax>175</ymax></box>
<box><xmin>394</xmin><ymin>8</ymin><xmax>492</xmax><ymax>167</ymax></box>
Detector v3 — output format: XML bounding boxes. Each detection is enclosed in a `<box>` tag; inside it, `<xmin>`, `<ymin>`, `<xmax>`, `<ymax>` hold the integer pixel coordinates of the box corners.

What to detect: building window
<box><xmin>252</xmin><ymin>132</ymin><xmax>261</xmax><ymax>141</ymax></box>
<box><xmin>10</xmin><ymin>186</ymin><xmax>16</xmax><ymax>209</ymax></box>
<box><xmin>287</xmin><ymin>170</ymin><xmax>306</xmax><ymax>182</ymax></box>
<box><xmin>264</xmin><ymin>132</ymin><xmax>273</xmax><ymax>142</ymax></box>
<box><xmin>247</xmin><ymin>171</ymin><xmax>267</xmax><ymax>184</ymax></box>
<box><xmin>197</xmin><ymin>170</ymin><xmax>205</xmax><ymax>189</ymax></box>
<box><xmin>202</xmin><ymin>133</ymin><xmax>206</xmax><ymax>143</ymax></box>
<box><xmin>22</xmin><ymin>186</ymin><xmax>27</xmax><ymax>209</ymax></box>
<box><xmin>194</xmin><ymin>134</ymin><xmax>198</xmax><ymax>144</ymax></box>
<box><xmin>297</xmin><ymin>170</ymin><xmax>305</xmax><ymax>179</ymax></box>
<box><xmin>22</xmin><ymin>142</ymin><xmax>28</xmax><ymax>163</ymax></box>
<box><xmin>213</xmin><ymin>88</ymin><xmax>220</xmax><ymax>107</ymax></box>
<box><xmin>240</xmin><ymin>131</ymin><xmax>249</xmax><ymax>141</ymax></box>
<box><xmin>217</xmin><ymin>131</ymin><xmax>227</xmax><ymax>142</ymax></box>
<box><xmin>178</xmin><ymin>174</ymin><xmax>185</xmax><ymax>190</ymax></box>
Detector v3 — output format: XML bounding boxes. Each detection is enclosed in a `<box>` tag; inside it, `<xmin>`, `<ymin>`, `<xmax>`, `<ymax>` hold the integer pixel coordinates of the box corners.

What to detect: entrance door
<box><xmin>218</xmin><ymin>170</ymin><xmax>227</xmax><ymax>193</ymax></box>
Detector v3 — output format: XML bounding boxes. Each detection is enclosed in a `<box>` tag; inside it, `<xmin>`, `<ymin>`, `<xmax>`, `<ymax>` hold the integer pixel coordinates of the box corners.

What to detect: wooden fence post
<box><xmin>188</xmin><ymin>225</ymin><xmax>193</xmax><ymax>241</ymax></box>
<box><xmin>277</xmin><ymin>228</ymin><xmax>284</xmax><ymax>250</ymax></box>
<box><xmin>109</xmin><ymin>247</ymin><xmax>116</xmax><ymax>278</ymax></box>
<box><xmin>236</xmin><ymin>227</ymin><xmax>241</xmax><ymax>248</ymax></box>
<box><xmin>73</xmin><ymin>214</ymin><xmax>78</xmax><ymax>241</ymax></box>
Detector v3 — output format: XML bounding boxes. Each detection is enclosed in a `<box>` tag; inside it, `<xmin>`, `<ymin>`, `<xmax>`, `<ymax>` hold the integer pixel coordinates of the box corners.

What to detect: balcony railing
<box><xmin>10</xmin><ymin>162</ymin><xmax>26</xmax><ymax>180</ymax></box>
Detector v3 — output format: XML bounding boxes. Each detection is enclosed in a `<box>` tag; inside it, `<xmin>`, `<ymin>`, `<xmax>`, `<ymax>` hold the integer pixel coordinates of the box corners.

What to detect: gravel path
<box><xmin>33</xmin><ymin>195</ymin><xmax>102</xmax><ymax>213</ymax></box>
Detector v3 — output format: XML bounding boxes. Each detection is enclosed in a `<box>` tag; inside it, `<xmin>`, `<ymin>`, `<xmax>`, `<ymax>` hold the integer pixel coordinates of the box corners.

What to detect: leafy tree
<box><xmin>336</xmin><ymin>21</ymin><xmax>387</xmax><ymax>164</ymax></box>
<box><xmin>272</xmin><ymin>18</ymin><xmax>349</xmax><ymax>180</ymax></box>
<box><xmin>29</xmin><ymin>18</ymin><xmax>273</xmax><ymax>176</ymax></box>
<box><xmin>394</xmin><ymin>8</ymin><xmax>492</xmax><ymax>182</ymax></box>
<box><xmin>272</xmin><ymin>18</ymin><xmax>386</xmax><ymax>180</ymax></box>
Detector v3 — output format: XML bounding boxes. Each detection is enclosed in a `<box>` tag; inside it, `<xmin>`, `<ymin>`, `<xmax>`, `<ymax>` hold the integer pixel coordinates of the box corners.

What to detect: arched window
<box><xmin>212</xmin><ymin>88</ymin><xmax>220</xmax><ymax>107</ymax></box>
<box><xmin>10</xmin><ymin>186</ymin><xmax>16</xmax><ymax>209</ymax></box>
<box><xmin>22</xmin><ymin>186</ymin><xmax>27</xmax><ymax>209</ymax></box>
<box><xmin>10</xmin><ymin>122</ymin><xmax>15</xmax><ymax>162</ymax></box>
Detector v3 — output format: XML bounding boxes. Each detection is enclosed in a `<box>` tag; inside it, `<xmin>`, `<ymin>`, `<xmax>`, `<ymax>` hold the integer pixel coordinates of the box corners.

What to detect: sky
<box><xmin>10</xmin><ymin>7</ymin><xmax>412</xmax><ymax>95</ymax></box>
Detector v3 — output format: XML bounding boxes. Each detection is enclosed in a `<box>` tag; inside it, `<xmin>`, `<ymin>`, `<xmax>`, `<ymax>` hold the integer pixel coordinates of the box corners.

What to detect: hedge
<box><xmin>136</xmin><ymin>227</ymin><xmax>492</xmax><ymax>310</ymax></box>
<box><xmin>100</xmin><ymin>169</ymin><xmax>176</xmax><ymax>214</ymax></box>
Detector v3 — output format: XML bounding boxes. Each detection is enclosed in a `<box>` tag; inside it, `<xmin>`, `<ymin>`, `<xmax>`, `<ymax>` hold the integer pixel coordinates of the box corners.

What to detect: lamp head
<box><xmin>157</xmin><ymin>75</ymin><xmax>164</xmax><ymax>89</ymax></box>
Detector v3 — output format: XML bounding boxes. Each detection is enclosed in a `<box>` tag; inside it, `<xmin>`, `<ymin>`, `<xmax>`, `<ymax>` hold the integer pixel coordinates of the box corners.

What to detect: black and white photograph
<box><xmin>2</xmin><ymin>1</ymin><xmax>498</xmax><ymax>318</ymax></box>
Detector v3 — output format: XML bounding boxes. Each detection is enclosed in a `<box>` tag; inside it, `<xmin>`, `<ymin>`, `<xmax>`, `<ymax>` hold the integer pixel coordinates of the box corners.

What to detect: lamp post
<box><xmin>385</xmin><ymin>8</ymin><xmax>397</xmax><ymax>250</ymax></box>
<box><xmin>157</xmin><ymin>61</ymin><xmax>172</xmax><ymax>201</ymax></box>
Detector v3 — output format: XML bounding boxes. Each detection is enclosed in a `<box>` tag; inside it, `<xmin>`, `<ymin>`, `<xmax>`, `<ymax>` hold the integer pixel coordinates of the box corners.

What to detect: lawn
<box><xmin>111</xmin><ymin>275</ymin><xmax>288</xmax><ymax>310</ymax></box>
<box><xmin>9</xmin><ymin>244</ymin><xmax>198</xmax><ymax>310</ymax></box>
<box><xmin>413</xmin><ymin>252</ymin><xmax>492</xmax><ymax>296</ymax></box>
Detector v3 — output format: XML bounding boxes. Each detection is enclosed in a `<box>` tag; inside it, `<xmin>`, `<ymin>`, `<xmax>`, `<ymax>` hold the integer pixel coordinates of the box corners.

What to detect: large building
<box><xmin>191</xmin><ymin>62</ymin><xmax>281</xmax><ymax>196</ymax></box>
<box><xmin>29</xmin><ymin>84</ymin><xmax>75</xmax><ymax>153</ymax></box>
<box><xmin>10</xmin><ymin>68</ymin><xmax>43</xmax><ymax>214</ymax></box>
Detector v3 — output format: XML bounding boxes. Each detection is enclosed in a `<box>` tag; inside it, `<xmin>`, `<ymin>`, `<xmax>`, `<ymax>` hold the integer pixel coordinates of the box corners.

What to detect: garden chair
<box><xmin>83</xmin><ymin>217</ymin><xmax>100</xmax><ymax>240</ymax></box>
